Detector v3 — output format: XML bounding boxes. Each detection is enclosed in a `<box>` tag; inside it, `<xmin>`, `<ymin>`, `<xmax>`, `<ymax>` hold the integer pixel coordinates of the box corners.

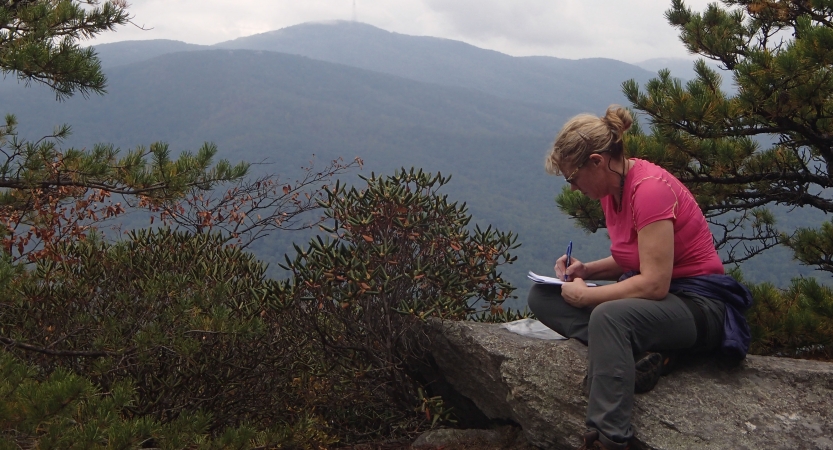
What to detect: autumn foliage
<box><xmin>278</xmin><ymin>168</ymin><xmax>518</xmax><ymax>438</ymax></box>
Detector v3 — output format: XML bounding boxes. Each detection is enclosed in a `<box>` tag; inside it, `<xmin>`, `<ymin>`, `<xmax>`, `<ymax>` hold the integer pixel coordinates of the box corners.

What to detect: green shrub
<box><xmin>0</xmin><ymin>349</ymin><xmax>211</xmax><ymax>448</ymax></box>
<box><xmin>0</xmin><ymin>169</ymin><xmax>522</xmax><ymax>444</ymax></box>
<box><xmin>0</xmin><ymin>348</ymin><xmax>338</xmax><ymax>449</ymax></box>
<box><xmin>747</xmin><ymin>277</ymin><xmax>833</xmax><ymax>360</ymax></box>
<box><xmin>0</xmin><ymin>229</ymin><xmax>311</xmax><ymax>433</ymax></box>
<box><xmin>279</xmin><ymin>168</ymin><xmax>518</xmax><ymax>439</ymax></box>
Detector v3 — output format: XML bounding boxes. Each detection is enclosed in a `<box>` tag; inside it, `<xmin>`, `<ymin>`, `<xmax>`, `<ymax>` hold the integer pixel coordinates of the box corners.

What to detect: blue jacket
<box><xmin>670</xmin><ymin>275</ymin><xmax>753</xmax><ymax>359</ymax></box>
<box><xmin>620</xmin><ymin>271</ymin><xmax>754</xmax><ymax>359</ymax></box>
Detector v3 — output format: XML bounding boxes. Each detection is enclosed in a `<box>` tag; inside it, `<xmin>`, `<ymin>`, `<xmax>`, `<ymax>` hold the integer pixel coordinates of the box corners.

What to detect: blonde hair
<box><xmin>545</xmin><ymin>105</ymin><xmax>633</xmax><ymax>175</ymax></box>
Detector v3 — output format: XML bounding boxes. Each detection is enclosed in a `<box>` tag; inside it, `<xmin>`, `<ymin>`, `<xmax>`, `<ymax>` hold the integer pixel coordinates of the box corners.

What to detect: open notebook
<box><xmin>527</xmin><ymin>271</ymin><xmax>597</xmax><ymax>286</ymax></box>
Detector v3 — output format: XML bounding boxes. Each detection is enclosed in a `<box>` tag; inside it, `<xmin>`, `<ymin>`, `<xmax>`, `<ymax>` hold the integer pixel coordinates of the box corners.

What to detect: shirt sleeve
<box><xmin>631</xmin><ymin>176</ymin><xmax>678</xmax><ymax>231</ymax></box>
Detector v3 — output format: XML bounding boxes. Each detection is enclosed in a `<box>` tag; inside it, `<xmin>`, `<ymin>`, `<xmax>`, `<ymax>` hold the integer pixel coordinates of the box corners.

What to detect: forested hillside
<box><xmin>214</xmin><ymin>21</ymin><xmax>652</xmax><ymax>112</ymax></box>
<box><xmin>93</xmin><ymin>39</ymin><xmax>207</xmax><ymax>68</ymax></box>
<box><xmin>2</xmin><ymin>23</ymin><xmax>824</xmax><ymax>308</ymax></box>
<box><xmin>94</xmin><ymin>21</ymin><xmax>653</xmax><ymax>112</ymax></box>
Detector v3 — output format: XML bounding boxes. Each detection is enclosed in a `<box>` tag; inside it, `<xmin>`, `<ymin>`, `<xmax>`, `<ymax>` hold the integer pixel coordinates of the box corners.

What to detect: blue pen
<box><xmin>564</xmin><ymin>241</ymin><xmax>572</xmax><ymax>281</ymax></box>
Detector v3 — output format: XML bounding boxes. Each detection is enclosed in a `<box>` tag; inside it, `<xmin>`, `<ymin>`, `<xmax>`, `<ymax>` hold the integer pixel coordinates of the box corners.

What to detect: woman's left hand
<box><xmin>560</xmin><ymin>278</ymin><xmax>594</xmax><ymax>308</ymax></box>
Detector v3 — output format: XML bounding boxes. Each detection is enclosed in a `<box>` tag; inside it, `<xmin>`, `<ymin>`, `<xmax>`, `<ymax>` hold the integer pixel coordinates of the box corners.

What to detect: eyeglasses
<box><xmin>564</xmin><ymin>161</ymin><xmax>586</xmax><ymax>185</ymax></box>
<box><xmin>563</xmin><ymin>148</ymin><xmax>612</xmax><ymax>185</ymax></box>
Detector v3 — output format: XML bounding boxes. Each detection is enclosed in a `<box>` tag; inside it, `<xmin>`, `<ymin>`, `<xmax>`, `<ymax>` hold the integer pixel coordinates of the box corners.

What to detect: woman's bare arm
<box><xmin>560</xmin><ymin>220</ymin><xmax>674</xmax><ymax>307</ymax></box>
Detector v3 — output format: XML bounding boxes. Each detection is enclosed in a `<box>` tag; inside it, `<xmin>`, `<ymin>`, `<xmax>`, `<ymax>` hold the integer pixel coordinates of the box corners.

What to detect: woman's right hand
<box><xmin>555</xmin><ymin>255</ymin><xmax>588</xmax><ymax>281</ymax></box>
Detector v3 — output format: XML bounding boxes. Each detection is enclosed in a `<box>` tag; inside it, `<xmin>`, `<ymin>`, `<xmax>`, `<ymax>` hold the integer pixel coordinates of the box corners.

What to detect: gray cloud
<box><xmin>424</xmin><ymin>0</ymin><xmax>591</xmax><ymax>44</ymax></box>
<box><xmin>419</xmin><ymin>0</ymin><xmax>716</xmax><ymax>61</ymax></box>
<box><xmin>93</xmin><ymin>0</ymin><xmax>716</xmax><ymax>62</ymax></box>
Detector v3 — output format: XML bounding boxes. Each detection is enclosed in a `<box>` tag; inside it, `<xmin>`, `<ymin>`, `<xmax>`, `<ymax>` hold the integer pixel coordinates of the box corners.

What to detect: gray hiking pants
<box><xmin>527</xmin><ymin>284</ymin><xmax>724</xmax><ymax>446</ymax></box>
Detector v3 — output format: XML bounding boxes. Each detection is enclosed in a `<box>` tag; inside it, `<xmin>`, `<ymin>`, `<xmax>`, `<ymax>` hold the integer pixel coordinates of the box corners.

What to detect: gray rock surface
<box><xmin>412</xmin><ymin>426</ymin><xmax>534</xmax><ymax>449</ymax></box>
<box><xmin>424</xmin><ymin>320</ymin><xmax>833</xmax><ymax>450</ymax></box>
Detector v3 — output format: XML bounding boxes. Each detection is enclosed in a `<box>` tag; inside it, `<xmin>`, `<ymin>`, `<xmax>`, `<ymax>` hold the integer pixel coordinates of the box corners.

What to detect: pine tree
<box><xmin>559</xmin><ymin>0</ymin><xmax>833</xmax><ymax>271</ymax></box>
<box><xmin>0</xmin><ymin>1</ymin><xmax>252</xmax><ymax>261</ymax></box>
<box><xmin>556</xmin><ymin>0</ymin><xmax>833</xmax><ymax>358</ymax></box>
<box><xmin>623</xmin><ymin>0</ymin><xmax>833</xmax><ymax>267</ymax></box>
<box><xmin>559</xmin><ymin>0</ymin><xmax>833</xmax><ymax>267</ymax></box>
<box><xmin>1</xmin><ymin>0</ymin><xmax>130</xmax><ymax>99</ymax></box>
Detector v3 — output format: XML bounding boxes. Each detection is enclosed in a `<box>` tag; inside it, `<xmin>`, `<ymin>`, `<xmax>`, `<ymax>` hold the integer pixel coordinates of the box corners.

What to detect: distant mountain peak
<box><xmin>285</xmin><ymin>20</ymin><xmax>382</xmax><ymax>29</ymax></box>
<box><xmin>299</xmin><ymin>19</ymin><xmax>369</xmax><ymax>27</ymax></box>
<box><xmin>222</xmin><ymin>20</ymin><xmax>390</xmax><ymax>44</ymax></box>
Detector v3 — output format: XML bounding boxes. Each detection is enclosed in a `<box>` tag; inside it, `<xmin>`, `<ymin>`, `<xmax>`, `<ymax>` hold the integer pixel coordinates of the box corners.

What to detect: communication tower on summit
<box><xmin>352</xmin><ymin>0</ymin><xmax>357</xmax><ymax>22</ymax></box>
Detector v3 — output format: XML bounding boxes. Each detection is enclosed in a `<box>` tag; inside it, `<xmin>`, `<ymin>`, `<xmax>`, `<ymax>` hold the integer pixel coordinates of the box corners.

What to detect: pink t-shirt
<box><xmin>601</xmin><ymin>159</ymin><xmax>724</xmax><ymax>278</ymax></box>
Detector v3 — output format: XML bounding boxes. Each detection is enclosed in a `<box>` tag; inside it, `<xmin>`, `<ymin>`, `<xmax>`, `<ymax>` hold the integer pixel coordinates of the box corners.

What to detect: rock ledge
<box><xmin>424</xmin><ymin>320</ymin><xmax>833</xmax><ymax>450</ymax></box>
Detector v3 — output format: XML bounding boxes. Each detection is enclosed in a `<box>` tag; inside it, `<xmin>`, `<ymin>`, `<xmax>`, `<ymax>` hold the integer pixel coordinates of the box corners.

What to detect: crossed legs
<box><xmin>527</xmin><ymin>284</ymin><xmax>698</xmax><ymax>445</ymax></box>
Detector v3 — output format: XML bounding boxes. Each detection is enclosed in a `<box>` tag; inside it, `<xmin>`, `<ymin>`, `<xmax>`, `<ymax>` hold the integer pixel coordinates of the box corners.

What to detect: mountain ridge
<box><xmin>93</xmin><ymin>21</ymin><xmax>657</xmax><ymax>112</ymax></box>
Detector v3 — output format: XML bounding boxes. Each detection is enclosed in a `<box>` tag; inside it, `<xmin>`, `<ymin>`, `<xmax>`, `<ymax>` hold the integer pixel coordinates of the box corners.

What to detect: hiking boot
<box><xmin>597</xmin><ymin>432</ymin><xmax>632</xmax><ymax>450</ymax></box>
<box><xmin>574</xmin><ymin>430</ymin><xmax>600</xmax><ymax>450</ymax></box>
<box><xmin>635</xmin><ymin>351</ymin><xmax>678</xmax><ymax>393</ymax></box>
<box><xmin>574</xmin><ymin>430</ymin><xmax>631</xmax><ymax>450</ymax></box>
<box><xmin>634</xmin><ymin>352</ymin><xmax>663</xmax><ymax>393</ymax></box>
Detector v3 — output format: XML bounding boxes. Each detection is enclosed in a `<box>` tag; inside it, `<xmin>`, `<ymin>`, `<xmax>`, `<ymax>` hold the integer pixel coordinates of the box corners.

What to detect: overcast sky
<box><xmin>92</xmin><ymin>0</ymin><xmax>717</xmax><ymax>63</ymax></box>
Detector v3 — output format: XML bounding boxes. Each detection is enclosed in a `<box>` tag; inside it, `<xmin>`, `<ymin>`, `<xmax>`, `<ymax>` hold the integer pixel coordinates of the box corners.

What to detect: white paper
<box><xmin>502</xmin><ymin>318</ymin><xmax>566</xmax><ymax>340</ymax></box>
<box><xmin>527</xmin><ymin>271</ymin><xmax>597</xmax><ymax>287</ymax></box>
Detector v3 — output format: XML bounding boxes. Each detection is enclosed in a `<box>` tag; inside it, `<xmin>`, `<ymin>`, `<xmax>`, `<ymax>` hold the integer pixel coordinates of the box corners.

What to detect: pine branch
<box><xmin>0</xmin><ymin>336</ymin><xmax>122</xmax><ymax>357</ymax></box>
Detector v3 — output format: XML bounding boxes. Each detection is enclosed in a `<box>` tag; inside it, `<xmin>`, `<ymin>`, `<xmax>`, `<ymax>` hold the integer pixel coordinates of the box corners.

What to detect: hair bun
<box><xmin>601</xmin><ymin>105</ymin><xmax>633</xmax><ymax>142</ymax></box>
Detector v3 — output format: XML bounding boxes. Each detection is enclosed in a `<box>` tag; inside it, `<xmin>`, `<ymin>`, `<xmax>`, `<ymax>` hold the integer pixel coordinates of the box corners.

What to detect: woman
<box><xmin>528</xmin><ymin>106</ymin><xmax>752</xmax><ymax>450</ymax></box>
